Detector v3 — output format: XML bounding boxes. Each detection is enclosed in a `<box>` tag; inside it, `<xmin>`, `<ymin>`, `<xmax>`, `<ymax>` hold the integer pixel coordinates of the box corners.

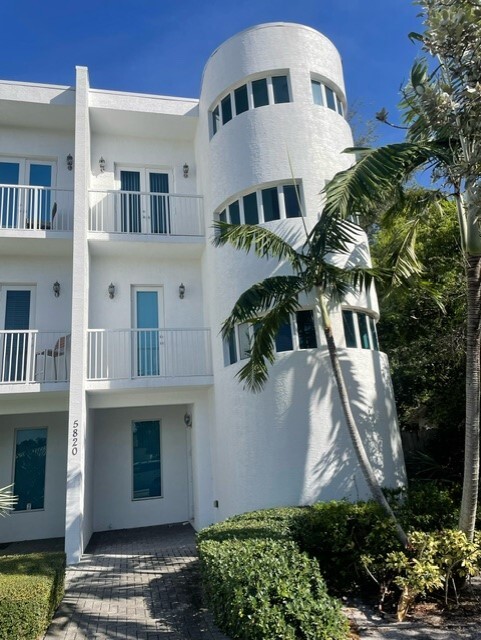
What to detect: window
<box><xmin>296</xmin><ymin>310</ymin><xmax>317</xmax><ymax>349</ymax></box>
<box><xmin>132</xmin><ymin>420</ymin><xmax>161</xmax><ymax>500</ymax></box>
<box><xmin>210</xmin><ymin>73</ymin><xmax>292</xmax><ymax>137</ymax></box>
<box><xmin>234</xmin><ymin>84</ymin><xmax>249</xmax><ymax>115</ymax></box>
<box><xmin>311</xmin><ymin>80</ymin><xmax>323</xmax><ymax>106</ymax></box>
<box><xmin>13</xmin><ymin>428</ymin><xmax>47</xmax><ymax>511</ymax></box>
<box><xmin>325</xmin><ymin>86</ymin><xmax>336</xmax><ymax>111</ymax></box>
<box><xmin>272</xmin><ymin>75</ymin><xmax>290</xmax><ymax>103</ymax></box>
<box><xmin>216</xmin><ymin>182</ymin><xmax>303</xmax><ymax>225</ymax></box>
<box><xmin>252</xmin><ymin>78</ymin><xmax>269</xmax><ymax>107</ymax></box>
<box><xmin>275</xmin><ymin>321</ymin><xmax>293</xmax><ymax>353</ymax></box>
<box><xmin>238</xmin><ymin>323</ymin><xmax>251</xmax><ymax>360</ymax></box>
<box><xmin>342</xmin><ymin>310</ymin><xmax>379</xmax><ymax>350</ymax></box>
<box><xmin>223</xmin><ymin>331</ymin><xmax>237</xmax><ymax>366</ymax></box>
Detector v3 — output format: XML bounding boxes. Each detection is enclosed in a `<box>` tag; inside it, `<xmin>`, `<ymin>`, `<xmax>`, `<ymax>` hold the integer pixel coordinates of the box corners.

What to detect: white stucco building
<box><xmin>0</xmin><ymin>23</ymin><xmax>406</xmax><ymax>564</ymax></box>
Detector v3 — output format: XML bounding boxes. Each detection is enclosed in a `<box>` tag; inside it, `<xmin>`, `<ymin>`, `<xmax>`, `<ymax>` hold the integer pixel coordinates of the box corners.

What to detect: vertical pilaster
<box><xmin>65</xmin><ymin>66</ymin><xmax>91</xmax><ymax>564</ymax></box>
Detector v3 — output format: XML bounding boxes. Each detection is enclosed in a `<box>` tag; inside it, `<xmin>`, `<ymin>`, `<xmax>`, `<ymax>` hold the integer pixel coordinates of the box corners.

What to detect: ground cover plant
<box><xmin>0</xmin><ymin>551</ymin><xmax>65</xmax><ymax>640</ymax></box>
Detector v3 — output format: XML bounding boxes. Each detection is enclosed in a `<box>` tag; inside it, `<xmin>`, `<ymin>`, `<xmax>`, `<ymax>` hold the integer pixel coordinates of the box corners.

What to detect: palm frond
<box><xmin>213</xmin><ymin>222</ymin><xmax>303</xmax><ymax>270</ymax></box>
<box><xmin>307</xmin><ymin>213</ymin><xmax>363</xmax><ymax>260</ymax></box>
<box><xmin>0</xmin><ymin>484</ymin><xmax>17</xmax><ymax>517</ymax></box>
<box><xmin>323</xmin><ymin>142</ymin><xmax>448</xmax><ymax>219</ymax></box>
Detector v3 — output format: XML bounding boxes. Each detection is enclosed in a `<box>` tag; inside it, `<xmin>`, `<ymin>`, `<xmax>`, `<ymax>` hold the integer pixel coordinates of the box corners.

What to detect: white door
<box><xmin>118</xmin><ymin>168</ymin><xmax>170</xmax><ymax>234</ymax></box>
<box><xmin>132</xmin><ymin>287</ymin><xmax>164</xmax><ymax>377</ymax></box>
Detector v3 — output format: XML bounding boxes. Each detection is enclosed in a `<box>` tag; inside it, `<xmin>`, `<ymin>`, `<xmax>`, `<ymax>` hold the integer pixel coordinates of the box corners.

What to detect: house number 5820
<box><xmin>72</xmin><ymin>420</ymin><xmax>79</xmax><ymax>456</ymax></box>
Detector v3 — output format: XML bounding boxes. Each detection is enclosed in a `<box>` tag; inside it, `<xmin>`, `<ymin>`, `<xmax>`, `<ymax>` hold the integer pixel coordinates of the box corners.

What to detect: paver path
<box><xmin>45</xmin><ymin>523</ymin><xmax>230</xmax><ymax>640</ymax></box>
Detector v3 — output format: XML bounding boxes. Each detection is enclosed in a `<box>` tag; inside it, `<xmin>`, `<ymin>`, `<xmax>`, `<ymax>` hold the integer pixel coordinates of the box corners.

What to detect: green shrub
<box><xmin>199</xmin><ymin>539</ymin><xmax>349</xmax><ymax>640</ymax></box>
<box><xmin>0</xmin><ymin>552</ymin><xmax>65</xmax><ymax>640</ymax></box>
<box><xmin>293</xmin><ymin>500</ymin><xmax>402</xmax><ymax>595</ymax></box>
<box><xmin>386</xmin><ymin>480</ymin><xmax>459</xmax><ymax>531</ymax></box>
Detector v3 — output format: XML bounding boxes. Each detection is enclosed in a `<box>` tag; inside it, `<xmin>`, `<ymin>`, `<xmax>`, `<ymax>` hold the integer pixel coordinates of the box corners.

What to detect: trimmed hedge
<box><xmin>198</xmin><ymin>508</ymin><xmax>349</xmax><ymax>640</ymax></box>
<box><xmin>0</xmin><ymin>552</ymin><xmax>65</xmax><ymax>640</ymax></box>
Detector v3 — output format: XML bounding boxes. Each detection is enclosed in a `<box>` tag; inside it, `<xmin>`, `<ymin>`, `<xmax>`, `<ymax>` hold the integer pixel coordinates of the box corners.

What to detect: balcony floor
<box><xmin>88</xmin><ymin>233</ymin><xmax>205</xmax><ymax>259</ymax></box>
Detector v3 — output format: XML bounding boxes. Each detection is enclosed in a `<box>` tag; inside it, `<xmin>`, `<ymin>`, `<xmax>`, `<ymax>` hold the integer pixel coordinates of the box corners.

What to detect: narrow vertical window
<box><xmin>243</xmin><ymin>192</ymin><xmax>259</xmax><ymax>224</ymax></box>
<box><xmin>132</xmin><ymin>420</ymin><xmax>161</xmax><ymax>500</ymax></box>
<box><xmin>296</xmin><ymin>310</ymin><xmax>318</xmax><ymax>349</ymax></box>
<box><xmin>234</xmin><ymin>84</ymin><xmax>249</xmax><ymax>115</ymax></box>
<box><xmin>336</xmin><ymin>97</ymin><xmax>344</xmax><ymax>116</ymax></box>
<box><xmin>212</xmin><ymin>105</ymin><xmax>220</xmax><ymax>135</ymax></box>
<box><xmin>325</xmin><ymin>86</ymin><xmax>336</xmax><ymax>111</ymax></box>
<box><xmin>283</xmin><ymin>185</ymin><xmax>302</xmax><ymax>218</ymax></box>
<box><xmin>14</xmin><ymin>428</ymin><xmax>47</xmax><ymax>511</ymax></box>
<box><xmin>221</xmin><ymin>94</ymin><xmax>233</xmax><ymax>124</ymax></box>
<box><xmin>252</xmin><ymin>78</ymin><xmax>269</xmax><ymax>107</ymax></box>
<box><xmin>358</xmin><ymin>313</ymin><xmax>370</xmax><ymax>349</ymax></box>
<box><xmin>219</xmin><ymin>209</ymin><xmax>227</xmax><ymax>223</ymax></box>
<box><xmin>369</xmin><ymin>316</ymin><xmax>379</xmax><ymax>351</ymax></box>
<box><xmin>272</xmin><ymin>75</ymin><xmax>290</xmax><ymax>103</ymax></box>
<box><xmin>262</xmin><ymin>187</ymin><xmax>280</xmax><ymax>222</ymax></box>
<box><xmin>229</xmin><ymin>200</ymin><xmax>240</xmax><ymax>225</ymax></box>
<box><xmin>311</xmin><ymin>80</ymin><xmax>323</xmax><ymax>105</ymax></box>
<box><xmin>275</xmin><ymin>321</ymin><xmax>293</xmax><ymax>352</ymax></box>
<box><xmin>342</xmin><ymin>310</ymin><xmax>357</xmax><ymax>348</ymax></box>
<box><xmin>238</xmin><ymin>323</ymin><xmax>251</xmax><ymax>360</ymax></box>
<box><xmin>224</xmin><ymin>331</ymin><xmax>237</xmax><ymax>365</ymax></box>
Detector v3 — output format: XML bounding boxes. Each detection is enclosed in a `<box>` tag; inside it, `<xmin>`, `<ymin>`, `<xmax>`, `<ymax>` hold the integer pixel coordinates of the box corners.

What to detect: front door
<box><xmin>0</xmin><ymin>286</ymin><xmax>35</xmax><ymax>381</ymax></box>
<box><xmin>119</xmin><ymin>168</ymin><xmax>170</xmax><ymax>234</ymax></box>
<box><xmin>0</xmin><ymin>159</ymin><xmax>54</xmax><ymax>228</ymax></box>
<box><xmin>133</xmin><ymin>287</ymin><xmax>164</xmax><ymax>377</ymax></box>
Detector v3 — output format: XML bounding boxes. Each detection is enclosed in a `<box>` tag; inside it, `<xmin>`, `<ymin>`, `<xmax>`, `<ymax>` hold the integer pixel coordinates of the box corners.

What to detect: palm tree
<box><xmin>0</xmin><ymin>485</ymin><xmax>17</xmax><ymax>517</ymax></box>
<box><xmin>214</xmin><ymin>214</ymin><xmax>409</xmax><ymax>547</ymax></box>
<box><xmin>323</xmin><ymin>0</ymin><xmax>481</xmax><ymax>540</ymax></box>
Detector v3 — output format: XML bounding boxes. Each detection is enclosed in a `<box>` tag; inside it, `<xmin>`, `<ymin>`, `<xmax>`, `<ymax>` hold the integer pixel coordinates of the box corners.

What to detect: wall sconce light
<box><xmin>108</xmin><ymin>283</ymin><xmax>115</xmax><ymax>299</ymax></box>
<box><xmin>53</xmin><ymin>281</ymin><xmax>60</xmax><ymax>297</ymax></box>
<box><xmin>184</xmin><ymin>412</ymin><xmax>192</xmax><ymax>427</ymax></box>
<box><xmin>178</xmin><ymin>283</ymin><xmax>185</xmax><ymax>299</ymax></box>
<box><xmin>183</xmin><ymin>163</ymin><xmax>189</xmax><ymax>178</ymax></box>
<box><xmin>99</xmin><ymin>157</ymin><xmax>106</xmax><ymax>173</ymax></box>
<box><xmin>66</xmin><ymin>154</ymin><xmax>73</xmax><ymax>171</ymax></box>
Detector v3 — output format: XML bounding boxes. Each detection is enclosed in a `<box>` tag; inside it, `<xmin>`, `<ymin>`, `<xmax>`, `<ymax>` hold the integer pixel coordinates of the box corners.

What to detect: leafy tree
<box><xmin>324</xmin><ymin>0</ymin><xmax>481</xmax><ymax>538</ymax></box>
<box><xmin>214</xmin><ymin>215</ymin><xmax>409</xmax><ymax>547</ymax></box>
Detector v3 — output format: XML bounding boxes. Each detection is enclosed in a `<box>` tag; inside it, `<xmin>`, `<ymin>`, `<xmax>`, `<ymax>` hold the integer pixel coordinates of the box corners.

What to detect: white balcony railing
<box><xmin>87</xmin><ymin>328</ymin><xmax>212</xmax><ymax>381</ymax></box>
<box><xmin>0</xmin><ymin>185</ymin><xmax>73</xmax><ymax>231</ymax></box>
<box><xmin>89</xmin><ymin>190</ymin><xmax>204</xmax><ymax>236</ymax></box>
<box><xmin>0</xmin><ymin>331</ymin><xmax>70</xmax><ymax>384</ymax></box>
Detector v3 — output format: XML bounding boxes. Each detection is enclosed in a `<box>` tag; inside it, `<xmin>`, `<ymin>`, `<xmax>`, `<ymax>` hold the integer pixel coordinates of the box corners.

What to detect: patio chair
<box><xmin>35</xmin><ymin>333</ymin><xmax>70</xmax><ymax>381</ymax></box>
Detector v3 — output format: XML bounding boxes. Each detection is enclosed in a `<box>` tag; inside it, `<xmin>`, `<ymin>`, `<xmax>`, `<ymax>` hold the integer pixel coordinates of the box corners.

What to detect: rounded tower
<box><xmin>196</xmin><ymin>23</ymin><xmax>405</xmax><ymax>521</ymax></box>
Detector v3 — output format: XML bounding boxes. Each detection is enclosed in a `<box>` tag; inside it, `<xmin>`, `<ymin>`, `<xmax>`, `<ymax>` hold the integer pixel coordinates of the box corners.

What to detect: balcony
<box><xmin>0</xmin><ymin>330</ymin><xmax>70</xmax><ymax>386</ymax></box>
<box><xmin>0</xmin><ymin>185</ymin><xmax>73</xmax><ymax>232</ymax></box>
<box><xmin>87</xmin><ymin>328</ymin><xmax>212</xmax><ymax>386</ymax></box>
<box><xmin>89</xmin><ymin>190</ymin><xmax>204</xmax><ymax>237</ymax></box>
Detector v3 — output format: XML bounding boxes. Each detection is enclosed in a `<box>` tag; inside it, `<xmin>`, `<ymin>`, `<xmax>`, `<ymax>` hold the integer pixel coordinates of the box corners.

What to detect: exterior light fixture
<box><xmin>99</xmin><ymin>157</ymin><xmax>106</xmax><ymax>172</ymax></box>
<box><xmin>66</xmin><ymin>154</ymin><xmax>73</xmax><ymax>171</ymax></box>
<box><xmin>184</xmin><ymin>412</ymin><xmax>192</xmax><ymax>427</ymax></box>
<box><xmin>108</xmin><ymin>283</ymin><xmax>115</xmax><ymax>299</ymax></box>
<box><xmin>183</xmin><ymin>163</ymin><xmax>189</xmax><ymax>178</ymax></box>
<box><xmin>53</xmin><ymin>281</ymin><xmax>60</xmax><ymax>297</ymax></box>
<box><xmin>178</xmin><ymin>283</ymin><xmax>185</xmax><ymax>299</ymax></box>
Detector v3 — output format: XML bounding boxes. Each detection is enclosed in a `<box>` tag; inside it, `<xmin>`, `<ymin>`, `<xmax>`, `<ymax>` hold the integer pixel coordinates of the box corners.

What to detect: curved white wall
<box><xmin>196</xmin><ymin>23</ymin><xmax>405</xmax><ymax>520</ymax></box>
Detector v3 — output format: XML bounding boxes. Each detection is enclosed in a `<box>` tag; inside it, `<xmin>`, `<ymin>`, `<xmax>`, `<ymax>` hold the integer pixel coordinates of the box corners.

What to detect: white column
<box><xmin>65</xmin><ymin>66</ymin><xmax>91</xmax><ymax>564</ymax></box>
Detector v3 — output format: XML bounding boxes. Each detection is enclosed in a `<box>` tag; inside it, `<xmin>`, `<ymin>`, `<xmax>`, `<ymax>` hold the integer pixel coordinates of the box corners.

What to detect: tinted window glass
<box><xmin>262</xmin><ymin>187</ymin><xmax>280</xmax><ymax>222</ymax></box>
<box><xmin>358</xmin><ymin>313</ymin><xmax>370</xmax><ymax>349</ymax></box>
<box><xmin>225</xmin><ymin>331</ymin><xmax>237</xmax><ymax>365</ymax></box>
<box><xmin>283</xmin><ymin>185</ymin><xmax>301</xmax><ymax>218</ymax></box>
<box><xmin>252</xmin><ymin>78</ymin><xmax>269</xmax><ymax>107</ymax></box>
<box><xmin>369</xmin><ymin>316</ymin><xmax>379</xmax><ymax>351</ymax></box>
<box><xmin>221</xmin><ymin>94</ymin><xmax>233</xmax><ymax>124</ymax></box>
<box><xmin>234</xmin><ymin>84</ymin><xmax>249</xmax><ymax>115</ymax></box>
<box><xmin>212</xmin><ymin>106</ymin><xmax>220</xmax><ymax>135</ymax></box>
<box><xmin>133</xmin><ymin>421</ymin><xmax>161</xmax><ymax>499</ymax></box>
<box><xmin>219</xmin><ymin>209</ymin><xmax>227</xmax><ymax>223</ymax></box>
<box><xmin>311</xmin><ymin>80</ymin><xmax>323</xmax><ymax>105</ymax></box>
<box><xmin>272</xmin><ymin>75</ymin><xmax>290</xmax><ymax>103</ymax></box>
<box><xmin>229</xmin><ymin>200</ymin><xmax>240</xmax><ymax>225</ymax></box>
<box><xmin>336</xmin><ymin>98</ymin><xmax>344</xmax><ymax>116</ymax></box>
<box><xmin>342</xmin><ymin>310</ymin><xmax>356</xmax><ymax>348</ymax></box>
<box><xmin>238</xmin><ymin>323</ymin><xmax>251</xmax><ymax>360</ymax></box>
<box><xmin>297</xmin><ymin>310</ymin><xmax>317</xmax><ymax>349</ymax></box>
<box><xmin>275</xmin><ymin>322</ymin><xmax>293</xmax><ymax>352</ymax></box>
<box><xmin>14</xmin><ymin>428</ymin><xmax>47</xmax><ymax>511</ymax></box>
<box><xmin>325</xmin><ymin>86</ymin><xmax>336</xmax><ymax>111</ymax></box>
<box><xmin>243</xmin><ymin>192</ymin><xmax>259</xmax><ymax>224</ymax></box>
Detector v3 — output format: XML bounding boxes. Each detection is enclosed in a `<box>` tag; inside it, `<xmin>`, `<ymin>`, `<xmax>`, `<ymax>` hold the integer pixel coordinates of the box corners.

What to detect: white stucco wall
<box><xmin>0</xmin><ymin>411</ymin><xmax>68</xmax><ymax>542</ymax></box>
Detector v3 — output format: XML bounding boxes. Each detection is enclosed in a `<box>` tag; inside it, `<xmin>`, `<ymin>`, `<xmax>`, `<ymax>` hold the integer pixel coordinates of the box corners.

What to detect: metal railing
<box><xmin>89</xmin><ymin>190</ymin><xmax>204</xmax><ymax>236</ymax></box>
<box><xmin>87</xmin><ymin>328</ymin><xmax>212</xmax><ymax>380</ymax></box>
<box><xmin>0</xmin><ymin>330</ymin><xmax>70</xmax><ymax>384</ymax></box>
<box><xmin>0</xmin><ymin>185</ymin><xmax>73</xmax><ymax>231</ymax></box>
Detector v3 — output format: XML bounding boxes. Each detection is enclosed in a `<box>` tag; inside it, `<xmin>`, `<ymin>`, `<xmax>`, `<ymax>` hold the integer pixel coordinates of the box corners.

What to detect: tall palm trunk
<box><xmin>318</xmin><ymin>293</ymin><xmax>409</xmax><ymax>548</ymax></box>
<box><xmin>459</xmin><ymin>254</ymin><xmax>481</xmax><ymax>540</ymax></box>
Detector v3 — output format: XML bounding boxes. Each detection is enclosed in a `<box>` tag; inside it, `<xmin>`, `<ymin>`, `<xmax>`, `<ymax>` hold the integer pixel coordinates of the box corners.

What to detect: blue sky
<box><xmin>1</xmin><ymin>0</ymin><xmax>422</xmax><ymax>146</ymax></box>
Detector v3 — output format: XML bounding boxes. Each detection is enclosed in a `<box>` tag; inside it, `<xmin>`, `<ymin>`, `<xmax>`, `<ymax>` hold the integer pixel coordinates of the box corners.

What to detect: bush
<box><xmin>0</xmin><ymin>552</ymin><xmax>65</xmax><ymax>640</ymax></box>
<box><xmin>386</xmin><ymin>480</ymin><xmax>459</xmax><ymax>531</ymax></box>
<box><xmin>293</xmin><ymin>501</ymin><xmax>402</xmax><ymax>595</ymax></box>
<box><xmin>198</xmin><ymin>509</ymin><xmax>349</xmax><ymax>639</ymax></box>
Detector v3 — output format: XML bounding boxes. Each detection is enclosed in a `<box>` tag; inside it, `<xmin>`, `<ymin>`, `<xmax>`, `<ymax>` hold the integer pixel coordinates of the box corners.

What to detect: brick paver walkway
<box><xmin>45</xmin><ymin>523</ymin><xmax>230</xmax><ymax>640</ymax></box>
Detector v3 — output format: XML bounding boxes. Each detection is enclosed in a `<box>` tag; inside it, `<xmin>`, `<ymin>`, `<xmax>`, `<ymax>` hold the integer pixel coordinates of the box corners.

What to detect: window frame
<box><xmin>342</xmin><ymin>309</ymin><xmax>379</xmax><ymax>351</ymax></box>
<box><xmin>12</xmin><ymin>426</ymin><xmax>48</xmax><ymax>512</ymax></box>
<box><xmin>131</xmin><ymin>419</ymin><xmax>163</xmax><ymax>502</ymax></box>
